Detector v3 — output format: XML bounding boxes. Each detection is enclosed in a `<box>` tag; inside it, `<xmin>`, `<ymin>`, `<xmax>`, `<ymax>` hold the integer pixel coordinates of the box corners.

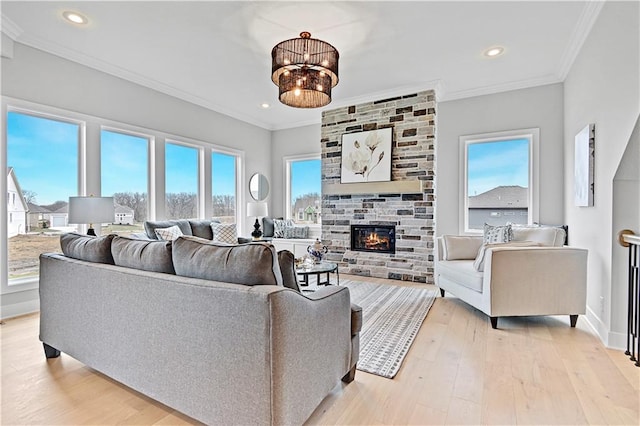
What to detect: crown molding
<box><xmin>331</xmin><ymin>80</ymin><xmax>444</xmax><ymax>110</ymax></box>
<box><xmin>12</xmin><ymin>32</ymin><xmax>276</xmax><ymax>130</ymax></box>
<box><xmin>440</xmin><ymin>74</ymin><xmax>562</xmax><ymax>102</ymax></box>
<box><xmin>556</xmin><ymin>0</ymin><xmax>605</xmax><ymax>80</ymax></box>
<box><xmin>1</xmin><ymin>14</ymin><xmax>23</xmax><ymax>40</ymax></box>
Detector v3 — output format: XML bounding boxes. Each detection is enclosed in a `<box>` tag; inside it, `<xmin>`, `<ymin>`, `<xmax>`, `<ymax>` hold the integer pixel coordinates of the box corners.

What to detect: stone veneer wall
<box><xmin>321</xmin><ymin>90</ymin><xmax>436</xmax><ymax>283</ymax></box>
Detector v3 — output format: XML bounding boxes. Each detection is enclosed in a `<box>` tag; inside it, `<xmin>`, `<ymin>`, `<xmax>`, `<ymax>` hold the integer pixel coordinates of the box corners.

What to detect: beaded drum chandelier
<box><xmin>271</xmin><ymin>31</ymin><xmax>339</xmax><ymax>108</ymax></box>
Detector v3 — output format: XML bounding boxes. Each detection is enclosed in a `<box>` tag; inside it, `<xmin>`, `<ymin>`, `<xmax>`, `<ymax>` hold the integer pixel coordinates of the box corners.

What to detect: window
<box><xmin>285</xmin><ymin>155</ymin><xmax>321</xmax><ymax>225</ymax></box>
<box><xmin>212</xmin><ymin>152</ymin><xmax>237</xmax><ymax>223</ymax></box>
<box><xmin>6</xmin><ymin>111</ymin><xmax>80</xmax><ymax>282</ymax></box>
<box><xmin>4</xmin><ymin>101</ymin><xmax>244</xmax><ymax>289</ymax></box>
<box><xmin>460</xmin><ymin>128</ymin><xmax>539</xmax><ymax>233</ymax></box>
<box><xmin>165</xmin><ymin>142</ymin><xmax>199</xmax><ymax>220</ymax></box>
<box><xmin>101</xmin><ymin>129</ymin><xmax>149</xmax><ymax>235</ymax></box>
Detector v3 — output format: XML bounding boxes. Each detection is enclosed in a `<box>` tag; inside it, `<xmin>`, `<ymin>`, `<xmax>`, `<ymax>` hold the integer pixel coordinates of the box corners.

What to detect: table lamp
<box><xmin>247</xmin><ymin>202</ymin><xmax>268</xmax><ymax>239</ymax></box>
<box><xmin>68</xmin><ymin>196</ymin><xmax>115</xmax><ymax>236</ymax></box>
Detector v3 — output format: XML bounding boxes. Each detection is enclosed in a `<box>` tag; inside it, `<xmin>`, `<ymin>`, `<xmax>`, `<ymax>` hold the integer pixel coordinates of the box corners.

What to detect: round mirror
<box><xmin>249</xmin><ymin>173</ymin><xmax>270</xmax><ymax>201</ymax></box>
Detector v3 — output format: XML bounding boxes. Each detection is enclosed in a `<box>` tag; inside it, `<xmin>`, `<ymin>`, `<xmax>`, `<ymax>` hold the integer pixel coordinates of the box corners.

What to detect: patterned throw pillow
<box><xmin>273</xmin><ymin>219</ymin><xmax>294</xmax><ymax>238</ymax></box>
<box><xmin>483</xmin><ymin>223</ymin><xmax>513</xmax><ymax>244</ymax></box>
<box><xmin>283</xmin><ymin>225</ymin><xmax>309</xmax><ymax>239</ymax></box>
<box><xmin>211</xmin><ymin>223</ymin><xmax>237</xmax><ymax>244</ymax></box>
<box><xmin>155</xmin><ymin>225</ymin><xmax>184</xmax><ymax>241</ymax></box>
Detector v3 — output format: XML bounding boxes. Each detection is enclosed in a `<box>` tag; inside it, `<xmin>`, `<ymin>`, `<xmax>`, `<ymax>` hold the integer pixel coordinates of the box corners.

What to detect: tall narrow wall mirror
<box><xmin>249</xmin><ymin>173</ymin><xmax>270</xmax><ymax>201</ymax></box>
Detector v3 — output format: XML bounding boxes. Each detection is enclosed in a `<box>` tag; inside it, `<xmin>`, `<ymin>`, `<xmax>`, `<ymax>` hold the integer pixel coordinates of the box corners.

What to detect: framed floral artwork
<box><xmin>340</xmin><ymin>127</ymin><xmax>392</xmax><ymax>183</ymax></box>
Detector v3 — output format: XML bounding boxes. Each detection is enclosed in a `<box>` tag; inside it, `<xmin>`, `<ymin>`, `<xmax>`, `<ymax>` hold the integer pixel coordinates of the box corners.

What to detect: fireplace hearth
<box><xmin>350</xmin><ymin>225</ymin><xmax>396</xmax><ymax>254</ymax></box>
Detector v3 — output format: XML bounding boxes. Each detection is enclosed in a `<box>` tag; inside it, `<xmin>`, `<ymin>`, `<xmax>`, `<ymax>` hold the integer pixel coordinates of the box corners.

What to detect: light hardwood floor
<box><xmin>1</xmin><ymin>274</ymin><xmax>638</xmax><ymax>425</ymax></box>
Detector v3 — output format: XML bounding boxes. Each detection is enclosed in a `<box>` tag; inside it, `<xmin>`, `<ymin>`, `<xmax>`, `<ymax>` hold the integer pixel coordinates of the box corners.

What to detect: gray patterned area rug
<box><xmin>343</xmin><ymin>279</ymin><xmax>437</xmax><ymax>379</ymax></box>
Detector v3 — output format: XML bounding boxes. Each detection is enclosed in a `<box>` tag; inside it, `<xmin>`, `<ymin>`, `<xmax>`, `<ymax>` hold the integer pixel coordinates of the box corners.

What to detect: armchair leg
<box><xmin>439</xmin><ymin>288</ymin><xmax>445</xmax><ymax>297</ymax></box>
<box><xmin>342</xmin><ymin>364</ymin><xmax>356</xmax><ymax>383</ymax></box>
<box><xmin>570</xmin><ymin>314</ymin><xmax>578</xmax><ymax>327</ymax></box>
<box><xmin>490</xmin><ymin>317</ymin><xmax>498</xmax><ymax>329</ymax></box>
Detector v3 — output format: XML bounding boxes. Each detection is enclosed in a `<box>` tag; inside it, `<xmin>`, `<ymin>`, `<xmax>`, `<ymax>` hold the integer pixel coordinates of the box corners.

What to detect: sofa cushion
<box><xmin>144</xmin><ymin>220</ymin><xmax>192</xmax><ymax>239</ymax></box>
<box><xmin>60</xmin><ymin>232</ymin><xmax>116</xmax><ymax>264</ymax></box>
<box><xmin>483</xmin><ymin>223</ymin><xmax>513</xmax><ymax>243</ymax></box>
<box><xmin>512</xmin><ymin>226</ymin><xmax>566</xmax><ymax>247</ymax></box>
<box><xmin>189</xmin><ymin>219</ymin><xmax>218</xmax><ymax>240</ymax></box>
<box><xmin>473</xmin><ymin>241</ymin><xmax>542</xmax><ymax>272</ymax></box>
<box><xmin>111</xmin><ymin>236</ymin><xmax>175</xmax><ymax>274</ymax></box>
<box><xmin>437</xmin><ymin>260</ymin><xmax>484</xmax><ymax>292</ymax></box>
<box><xmin>277</xmin><ymin>250</ymin><xmax>301</xmax><ymax>292</ymax></box>
<box><xmin>155</xmin><ymin>225</ymin><xmax>184</xmax><ymax>241</ymax></box>
<box><xmin>442</xmin><ymin>235</ymin><xmax>483</xmax><ymax>260</ymax></box>
<box><xmin>211</xmin><ymin>223</ymin><xmax>238</xmax><ymax>245</ymax></box>
<box><xmin>262</xmin><ymin>217</ymin><xmax>275</xmax><ymax>238</ymax></box>
<box><xmin>172</xmin><ymin>236</ymin><xmax>283</xmax><ymax>286</ymax></box>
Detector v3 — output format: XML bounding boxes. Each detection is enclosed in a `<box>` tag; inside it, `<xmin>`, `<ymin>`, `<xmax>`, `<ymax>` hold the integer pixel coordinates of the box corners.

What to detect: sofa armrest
<box><xmin>305</xmin><ymin>287</ymin><xmax>362</xmax><ymax>335</ymax></box>
<box><xmin>483</xmin><ymin>246</ymin><xmax>588</xmax><ymax>317</ymax></box>
<box><xmin>269</xmin><ymin>286</ymin><xmax>354</xmax><ymax>424</ymax></box>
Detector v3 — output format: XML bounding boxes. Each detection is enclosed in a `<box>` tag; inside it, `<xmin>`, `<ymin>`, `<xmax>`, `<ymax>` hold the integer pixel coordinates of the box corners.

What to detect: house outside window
<box><xmin>460</xmin><ymin>128</ymin><xmax>539</xmax><ymax>233</ymax></box>
<box><xmin>101</xmin><ymin>128</ymin><xmax>150</xmax><ymax>235</ymax></box>
<box><xmin>6</xmin><ymin>110</ymin><xmax>81</xmax><ymax>283</ymax></box>
<box><xmin>284</xmin><ymin>155</ymin><xmax>321</xmax><ymax>225</ymax></box>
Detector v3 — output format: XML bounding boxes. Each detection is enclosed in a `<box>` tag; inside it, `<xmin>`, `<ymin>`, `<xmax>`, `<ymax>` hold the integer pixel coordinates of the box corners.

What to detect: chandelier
<box><xmin>271</xmin><ymin>31</ymin><xmax>339</xmax><ymax>108</ymax></box>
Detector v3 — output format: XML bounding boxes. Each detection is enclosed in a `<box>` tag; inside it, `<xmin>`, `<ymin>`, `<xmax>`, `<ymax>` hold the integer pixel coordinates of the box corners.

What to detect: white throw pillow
<box><xmin>442</xmin><ymin>235</ymin><xmax>483</xmax><ymax>260</ymax></box>
<box><xmin>473</xmin><ymin>240</ymin><xmax>541</xmax><ymax>272</ymax></box>
<box><xmin>155</xmin><ymin>225</ymin><xmax>184</xmax><ymax>241</ymax></box>
<box><xmin>211</xmin><ymin>223</ymin><xmax>237</xmax><ymax>245</ymax></box>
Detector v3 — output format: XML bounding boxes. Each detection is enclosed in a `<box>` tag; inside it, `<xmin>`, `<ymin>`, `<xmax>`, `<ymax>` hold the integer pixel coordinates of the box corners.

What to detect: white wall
<box><xmin>437</xmin><ymin>83</ymin><xmax>565</xmax><ymax>236</ymax></box>
<box><xmin>270</xmin><ymin>124</ymin><xmax>321</xmax><ymax>218</ymax></box>
<box><xmin>563</xmin><ymin>0</ymin><xmax>640</xmax><ymax>348</ymax></box>
<box><xmin>1</xmin><ymin>42</ymin><xmax>272</xmax><ymax>318</ymax></box>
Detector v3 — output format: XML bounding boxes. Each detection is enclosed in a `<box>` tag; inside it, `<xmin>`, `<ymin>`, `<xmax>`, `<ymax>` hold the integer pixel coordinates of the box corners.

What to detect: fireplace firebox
<box><xmin>350</xmin><ymin>225</ymin><xmax>396</xmax><ymax>254</ymax></box>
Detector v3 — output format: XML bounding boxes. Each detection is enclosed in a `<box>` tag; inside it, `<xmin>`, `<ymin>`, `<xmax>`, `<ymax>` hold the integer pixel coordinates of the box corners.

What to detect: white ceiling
<box><xmin>1</xmin><ymin>1</ymin><xmax>602</xmax><ymax>130</ymax></box>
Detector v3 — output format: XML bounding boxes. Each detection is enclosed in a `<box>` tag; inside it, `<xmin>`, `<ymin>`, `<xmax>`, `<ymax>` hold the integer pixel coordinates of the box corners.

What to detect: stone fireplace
<box><xmin>320</xmin><ymin>90</ymin><xmax>436</xmax><ymax>283</ymax></box>
<box><xmin>350</xmin><ymin>224</ymin><xmax>396</xmax><ymax>254</ymax></box>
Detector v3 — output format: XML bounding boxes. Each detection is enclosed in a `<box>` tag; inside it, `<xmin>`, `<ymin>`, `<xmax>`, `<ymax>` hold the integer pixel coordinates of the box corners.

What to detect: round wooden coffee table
<box><xmin>296</xmin><ymin>261</ymin><xmax>339</xmax><ymax>289</ymax></box>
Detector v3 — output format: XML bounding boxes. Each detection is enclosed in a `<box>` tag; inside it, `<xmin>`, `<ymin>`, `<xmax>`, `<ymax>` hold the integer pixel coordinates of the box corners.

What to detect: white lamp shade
<box><xmin>247</xmin><ymin>202</ymin><xmax>268</xmax><ymax>217</ymax></box>
<box><xmin>68</xmin><ymin>196</ymin><xmax>115</xmax><ymax>224</ymax></box>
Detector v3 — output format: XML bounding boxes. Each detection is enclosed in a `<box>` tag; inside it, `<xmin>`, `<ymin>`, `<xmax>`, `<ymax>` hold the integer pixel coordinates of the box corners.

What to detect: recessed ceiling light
<box><xmin>62</xmin><ymin>11</ymin><xmax>88</xmax><ymax>25</ymax></box>
<box><xmin>484</xmin><ymin>46</ymin><xmax>504</xmax><ymax>57</ymax></box>
<box><xmin>261</xmin><ymin>103</ymin><xmax>270</xmax><ymax>109</ymax></box>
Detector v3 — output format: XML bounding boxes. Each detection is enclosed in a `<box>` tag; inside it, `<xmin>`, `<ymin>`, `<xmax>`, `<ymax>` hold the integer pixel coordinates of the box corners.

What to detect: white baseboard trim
<box><xmin>1</xmin><ymin>298</ymin><xmax>40</xmax><ymax>320</ymax></box>
<box><xmin>584</xmin><ymin>306</ymin><xmax>608</xmax><ymax>344</ymax></box>
<box><xmin>583</xmin><ymin>305</ymin><xmax>628</xmax><ymax>350</ymax></box>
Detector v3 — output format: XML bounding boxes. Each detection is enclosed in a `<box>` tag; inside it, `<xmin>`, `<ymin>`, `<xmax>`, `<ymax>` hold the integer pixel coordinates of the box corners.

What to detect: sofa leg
<box><xmin>342</xmin><ymin>364</ymin><xmax>356</xmax><ymax>383</ymax></box>
<box><xmin>439</xmin><ymin>288</ymin><xmax>445</xmax><ymax>297</ymax></box>
<box><xmin>490</xmin><ymin>317</ymin><xmax>498</xmax><ymax>329</ymax></box>
<box><xmin>570</xmin><ymin>314</ymin><xmax>578</xmax><ymax>327</ymax></box>
<box><xmin>43</xmin><ymin>343</ymin><xmax>60</xmax><ymax>359</ymax></box>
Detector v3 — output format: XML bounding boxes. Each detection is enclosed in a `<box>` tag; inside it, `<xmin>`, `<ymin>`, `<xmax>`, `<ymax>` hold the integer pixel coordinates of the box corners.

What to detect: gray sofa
<box><xmin>39</xmin><ymin>233</ymin><xmax>360</xmax><ymax>425</ymax></box>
